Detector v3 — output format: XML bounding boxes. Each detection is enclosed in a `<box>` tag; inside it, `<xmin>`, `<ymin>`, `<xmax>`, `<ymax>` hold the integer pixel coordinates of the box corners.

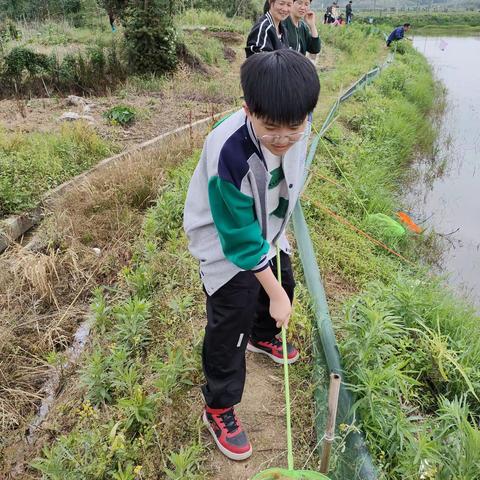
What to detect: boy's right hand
<box><xmin>254</xmin><ymin>266</ymin><xmax>292</xmax><ymax>328</ymax></box>
<box><xmin>270</xmin><ymin>288</ymin><xmax>292</xmax><ymax>329</ymax></box>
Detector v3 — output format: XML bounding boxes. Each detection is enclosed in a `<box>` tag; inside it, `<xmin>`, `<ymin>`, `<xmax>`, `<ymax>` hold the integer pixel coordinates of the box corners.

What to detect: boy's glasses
<box><xmin>259</xmin><ymin>131</ymin><xmax>306</xmax><ymax>145</ymax></box>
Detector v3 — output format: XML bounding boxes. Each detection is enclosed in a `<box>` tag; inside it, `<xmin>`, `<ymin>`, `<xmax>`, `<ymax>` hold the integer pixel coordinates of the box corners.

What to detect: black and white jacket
<box><xmin>245</xmin><ymin>12</ymin><xmax>289</xmax><ymax>58</ymax></box>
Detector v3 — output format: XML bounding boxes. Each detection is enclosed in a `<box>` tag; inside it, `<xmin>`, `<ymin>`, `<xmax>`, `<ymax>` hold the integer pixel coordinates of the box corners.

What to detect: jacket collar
<box><xmin>245</xmin><ymin>117</ymin><xmax>265</xmax><ymax>162</ymax></box>
<box><xmin>266</xmin><ymin>11</ymin><xmax>274</xmax><ymax>26</ymax></box>
<box><xmin>266</xmin><ymin>11</ymin><xmax>285</xmax><ymax>35</ymax></box>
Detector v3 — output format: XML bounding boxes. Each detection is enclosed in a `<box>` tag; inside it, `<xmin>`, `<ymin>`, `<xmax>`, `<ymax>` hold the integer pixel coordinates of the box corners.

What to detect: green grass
<box><xmin>0</xmin><ymin>123</ymin><xmax>112</xmax><ymax>216</ymax></box>
<box><xmin>340</xmin><ymin>278</ymin><xmax>480</xmax><ymax>478</ymax></box>
<box><xmin>0</xmin><ymin>7</ymin><xmax>246</xmax><ymax>217</ymax></box>
<box><xmin>175</xmin><ymin>8</ymin><xmax>252</xmax><ymax>34</ymax></box>
<box><xmin>5</xmin><ymin>17</ymin><xmax>113</xmax><ymax>51</ymax></box>
<box><xmin>413</xmin><ymin>24</ymin><xmax>480</xmax><ymax>34</ymax></box>
<box><xmin>178</xmin><ymin>30</ymin><xmax>227</xmax><ymax>67</ymax></box>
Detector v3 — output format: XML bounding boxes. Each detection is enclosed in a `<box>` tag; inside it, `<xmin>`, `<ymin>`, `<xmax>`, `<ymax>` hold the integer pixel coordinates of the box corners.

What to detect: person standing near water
<box><xmin>386</xmin><ymin>23</ymin><xmax>411</xmax><ymax>47</ymax></box>
<box><xmin>346</xmin><ymin>0</ymin><xmax>353</xmax><ymax>24</ymax></box>
<box><xmin>283</xmin><ymin>0</ymin><xmax>321</xmax><ymax>56</ymax></box>
<box><xmin>246</xmin><ymin>0</ymin><xmax>293</xmax><ymax>57</ymax></box>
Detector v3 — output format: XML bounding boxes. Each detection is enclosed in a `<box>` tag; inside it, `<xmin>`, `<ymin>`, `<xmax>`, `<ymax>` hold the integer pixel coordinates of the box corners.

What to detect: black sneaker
<box><xmin>247</xmin><ymin>335</ymin><xmax>299</xmax><ymax>364</ymax></box>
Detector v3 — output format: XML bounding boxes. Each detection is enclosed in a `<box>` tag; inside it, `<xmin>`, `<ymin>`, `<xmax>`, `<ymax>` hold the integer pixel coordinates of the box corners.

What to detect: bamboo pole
<box><xmin>320</xmin><ymin>373</ymin><xmax>342</xmax><ymax>474</ymax></box>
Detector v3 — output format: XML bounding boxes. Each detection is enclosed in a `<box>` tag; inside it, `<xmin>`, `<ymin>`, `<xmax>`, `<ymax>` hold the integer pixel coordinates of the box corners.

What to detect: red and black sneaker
<box><xmin>202</xmin><ymin>406</ymin><xmax>252</xmax><ymax>461</ymax></box>
<box><xmin>247</xmin><ymin>335</ymin><xmax>299</xmax><ymax>364</ymax></box>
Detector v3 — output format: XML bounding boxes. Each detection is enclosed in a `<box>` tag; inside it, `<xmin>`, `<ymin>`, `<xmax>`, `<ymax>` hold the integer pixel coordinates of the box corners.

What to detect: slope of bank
<box><xmin>306</xmin><ymin>41</ymin><xmax>480</xmax><ymax>478</ymax></box>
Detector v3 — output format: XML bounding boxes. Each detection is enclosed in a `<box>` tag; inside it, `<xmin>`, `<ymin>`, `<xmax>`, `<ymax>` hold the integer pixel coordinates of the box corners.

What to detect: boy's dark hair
<box><xmin>404</xmin><ymin>23</ymin><xmax>411</xmax><ymax>27</ymax></box>
<box><xmin>240</xmin><ymin>50</ymin><xmax>320</xmax><ymax>125</ymax></box>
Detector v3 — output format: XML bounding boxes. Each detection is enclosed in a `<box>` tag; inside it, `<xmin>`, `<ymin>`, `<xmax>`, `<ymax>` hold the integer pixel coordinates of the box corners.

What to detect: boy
<box><xmin>283</xmin><ymin>0</ymin><xmax>321</xmax><ymax>56</ymax></box>
<box><xmin>386</xmin><ymin>23</ymin><xmax>411</xmax><ymax>47</ymax></box>
<box><xmin>183</xmin><ymin>50</ymin><xmax>320</xmax><ymax>460</ymax></box>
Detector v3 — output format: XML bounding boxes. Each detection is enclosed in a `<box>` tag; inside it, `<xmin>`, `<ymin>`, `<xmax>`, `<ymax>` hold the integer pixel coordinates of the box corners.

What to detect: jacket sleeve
<box><xmin>245</xmin><ymin>18</ymin><xmax>274</xmax><ymax>58</ymax></box>
<box><xmin>304</xmin><ymin>24</ymin><xmax>321</xmax><ymax>54</ymax></box>
<box><xmin>208</xmin><ymin>174</ymin><xmax>270</xmax><ymax>272</ymax></box>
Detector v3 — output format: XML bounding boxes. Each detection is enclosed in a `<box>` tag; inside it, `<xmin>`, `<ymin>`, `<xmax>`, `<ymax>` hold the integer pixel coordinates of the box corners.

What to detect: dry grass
<box><xmin>0</xmin><ymin>133</ymin><xmax>203</xmax><ymax>474</ymax></box>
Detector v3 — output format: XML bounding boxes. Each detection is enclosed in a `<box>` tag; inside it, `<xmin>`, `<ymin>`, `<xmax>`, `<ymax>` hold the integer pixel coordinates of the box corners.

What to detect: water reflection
<box><xmin>409</xmin><ymin>36</ymin><xmax>480</xmax><ymax>305</ymax></box>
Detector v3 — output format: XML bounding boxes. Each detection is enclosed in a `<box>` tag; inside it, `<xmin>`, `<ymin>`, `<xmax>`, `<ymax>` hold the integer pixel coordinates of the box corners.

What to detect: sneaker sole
<box><xmin>202</xmin><ymin>411</ymin><xmax>253</xmax><ymax>461</ymax></box>
<box><xmin>246</xmin><ymin>343</ymin><xmax>299</xmax><ymax>364</ymax></box>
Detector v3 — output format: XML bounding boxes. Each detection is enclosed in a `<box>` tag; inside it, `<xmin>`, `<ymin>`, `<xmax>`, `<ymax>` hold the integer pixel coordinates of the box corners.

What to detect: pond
<box><xmin>409</xmin><ymin>35</ymin><xmax>480</xmax><ymax>306</ymax></box>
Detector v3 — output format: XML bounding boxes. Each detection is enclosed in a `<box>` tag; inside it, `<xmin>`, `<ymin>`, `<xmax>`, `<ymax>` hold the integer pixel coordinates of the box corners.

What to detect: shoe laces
<box><xmin>219</xmin><ymin>408</ymin><xmax>239</xmax><ymax>434</ymax></box>
<box><xmin>266</xmin><ymin>336</ymin><xmax>283</xmax><ymax>349</ymax></box>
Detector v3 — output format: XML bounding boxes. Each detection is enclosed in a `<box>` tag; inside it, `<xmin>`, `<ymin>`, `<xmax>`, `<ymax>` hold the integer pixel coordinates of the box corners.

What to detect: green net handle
<box><xmin>277</xmin><ymin>245</ymin><xmax>294</xmax><ymax>471</ymax></box>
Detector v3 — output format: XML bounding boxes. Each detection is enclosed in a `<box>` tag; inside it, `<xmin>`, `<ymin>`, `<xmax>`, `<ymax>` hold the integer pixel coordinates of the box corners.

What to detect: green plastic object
<box><xmin>366</xmin><ymin>213</ymin><xmax>406</xmax><ymax>238</ymax></box>
<box><xmin>252</xmin><ymin>468</ymin><xmax>330</xmax><ymax>480</ymax></box>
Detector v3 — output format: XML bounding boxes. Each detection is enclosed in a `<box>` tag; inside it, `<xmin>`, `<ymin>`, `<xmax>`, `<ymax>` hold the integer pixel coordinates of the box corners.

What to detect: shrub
<box><xmin>2</xmin><ymin>46</ymin><xmax>50</xmax><ymax>78</ymax></box>
<box><xmin>123</xmin><ymin>0</ymin><xmax>177</xmax><ymax>75</ymax></box>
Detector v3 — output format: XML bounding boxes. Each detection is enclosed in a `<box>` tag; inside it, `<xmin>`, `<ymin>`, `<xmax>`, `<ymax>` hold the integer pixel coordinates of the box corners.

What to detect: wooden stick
<box><xmin>320</xmin><ymin>373</ymin><xmax>341</xmax><ymax>474</ymax></box>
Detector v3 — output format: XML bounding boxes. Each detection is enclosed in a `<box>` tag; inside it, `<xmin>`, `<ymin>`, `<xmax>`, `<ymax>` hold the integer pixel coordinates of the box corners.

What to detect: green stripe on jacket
<box><xmin>208</xmin><ymin>176</ymin><xmax>270</xmax><ymax>270</ymax></box>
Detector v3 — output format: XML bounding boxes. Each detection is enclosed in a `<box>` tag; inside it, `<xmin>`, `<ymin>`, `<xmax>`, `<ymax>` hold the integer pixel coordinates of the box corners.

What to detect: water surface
<box><xmin>410</xmin><ymin>36</ymin><xmax>480</xmax><ymax>305</ymax></box>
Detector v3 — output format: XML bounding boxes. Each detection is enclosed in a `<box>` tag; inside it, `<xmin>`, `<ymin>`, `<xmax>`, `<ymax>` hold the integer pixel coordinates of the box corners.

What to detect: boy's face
<box><xmin>244</xmin><ymin>105</ymin><xmax>307</xmax><ymax>156</ymax></box>
<box><xmin>292</xmin><ymin>0</ymin><xmax>310</xmax><ymax>18</ymax></box>
<box><xmin>270</xmin><ymin>0</ymin><xmax>293</xmax><ymax>22</ymax></box>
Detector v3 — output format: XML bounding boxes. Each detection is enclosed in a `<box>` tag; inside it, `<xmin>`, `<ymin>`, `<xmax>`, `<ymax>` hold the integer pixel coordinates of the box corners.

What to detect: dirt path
<box><xmin>206</xmin><ymin>351</ymin><xmax>288</xmax><ymax>480</ymax></box>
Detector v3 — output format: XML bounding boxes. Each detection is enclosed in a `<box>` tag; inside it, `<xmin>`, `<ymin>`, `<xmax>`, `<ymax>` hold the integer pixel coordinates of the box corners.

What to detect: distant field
<box><xmin>356</xmin><ymin>11</ymin><xmax>480</xmax><ymax>29</ymax></box>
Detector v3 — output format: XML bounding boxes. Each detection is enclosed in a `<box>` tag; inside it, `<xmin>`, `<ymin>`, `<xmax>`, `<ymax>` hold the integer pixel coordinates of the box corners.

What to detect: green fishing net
<box><xmin>365</xmin><ymin>213</ymin><xmax>406</xmax><ymax>249</ymax></box>
<box><xmin>251</xmin><ymin>468</ymin><xmax>330</xmax><ymax>480</ymax></box>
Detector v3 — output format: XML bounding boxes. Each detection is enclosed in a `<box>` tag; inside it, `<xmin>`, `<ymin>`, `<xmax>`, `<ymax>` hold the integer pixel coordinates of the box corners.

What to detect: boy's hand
<box><xmin>254</xmin><ymin>266</ymin><xmax>292</xmax><ymax>328</ymax></box>
<box><xmin>270</xmin><ymin>288</ymin><xmax>292</xmax><ymax>329</ymax></box>
<box><xmin>304</xmin><ymin>11</ymin><xmax>318</xmax><ymax>38</ymax></box>
<box><xmin>304</xmin><ymin>11</ymin><xmax>316</xmax><ymax>30</ymax></box>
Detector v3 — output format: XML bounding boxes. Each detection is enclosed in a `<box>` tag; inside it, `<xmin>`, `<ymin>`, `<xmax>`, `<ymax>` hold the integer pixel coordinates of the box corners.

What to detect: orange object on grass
<box><xmin>396</xmin><ymin>212</ymin><xmax>422</xmax><ymax>234</ymax></box>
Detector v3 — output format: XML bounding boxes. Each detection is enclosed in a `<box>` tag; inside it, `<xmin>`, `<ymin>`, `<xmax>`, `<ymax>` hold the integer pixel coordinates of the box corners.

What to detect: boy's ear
<box><xmin>243</xmin><ymin>103</ymin><xmax>252</xmax><ymax>118</ymax></box>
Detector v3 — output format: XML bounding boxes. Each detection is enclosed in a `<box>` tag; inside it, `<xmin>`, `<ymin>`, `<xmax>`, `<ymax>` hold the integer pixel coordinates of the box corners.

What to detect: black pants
<box><xmin>202</xmin><ymin>252</ymin><xmax>295</xmax><ymax>408</ymax></box>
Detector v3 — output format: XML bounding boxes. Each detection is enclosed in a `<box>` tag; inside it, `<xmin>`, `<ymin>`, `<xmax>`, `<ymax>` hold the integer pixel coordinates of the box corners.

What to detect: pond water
<box><xmin>409</xmin><ymin>36</ymin><xmax>480</xmax><ymax>306</ymax></box>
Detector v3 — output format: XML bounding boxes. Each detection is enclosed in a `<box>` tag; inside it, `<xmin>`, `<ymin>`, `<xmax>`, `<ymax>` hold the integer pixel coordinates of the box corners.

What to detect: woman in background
<box><xmin>246</xmin><ymin>0</ymin><xmax>293</xmax><ymax>57</ymax></box>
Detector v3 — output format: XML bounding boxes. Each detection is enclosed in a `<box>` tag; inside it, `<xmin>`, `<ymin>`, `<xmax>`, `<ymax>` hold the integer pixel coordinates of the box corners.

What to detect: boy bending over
<box><xmin>183</xmin><ymin>50</ymin><xmax>320</xmax><ymax>461</ymax></box>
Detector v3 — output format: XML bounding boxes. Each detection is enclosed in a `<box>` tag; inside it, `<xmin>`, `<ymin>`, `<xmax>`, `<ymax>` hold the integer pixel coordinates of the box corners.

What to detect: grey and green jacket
<box><xmin>183</xmin><ymin>109</ymin><xmax>311</xmax><ymax>295</ymax></box>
